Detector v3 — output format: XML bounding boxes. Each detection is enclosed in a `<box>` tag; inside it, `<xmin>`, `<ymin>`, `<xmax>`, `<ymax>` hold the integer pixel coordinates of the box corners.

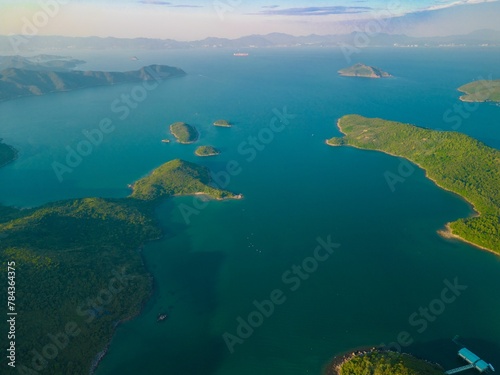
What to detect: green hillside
<box><xmin>0</xmin><ymin>159</ymin><xmax>235</xmax><ymax>374</ymax></box>
<box><xmin>336</xmin><ymin>351</ymin><xmax>444</xmax><ymax>375</ymax></box>
<box><xmin>328</xmin><ymin>115</ymin><xmax>500</xmax><ymax>253</ymax></box>
<box><xmin>458</xmin><ymin>80</ymin><xmax>500</xmax><ymax>102</ymax></box>
<box><xmin>131</xmin><ymin>159</ymin><xmax>233</xmax><ymax>200</ymax></box>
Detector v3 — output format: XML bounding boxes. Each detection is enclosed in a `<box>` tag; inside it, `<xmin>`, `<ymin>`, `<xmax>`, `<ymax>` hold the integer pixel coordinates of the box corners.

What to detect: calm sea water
<box><xmin>1</xmin><ymin>48</ymin><xmax>500</xmax><ymax>374</ymax></box>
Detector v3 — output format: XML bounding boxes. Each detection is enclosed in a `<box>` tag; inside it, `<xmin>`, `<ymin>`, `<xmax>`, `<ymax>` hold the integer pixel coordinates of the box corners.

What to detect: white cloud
<box><xmin>421</xmin><ymin>0</ymin><xmax>498</xmax><ymax>12</ymax></box>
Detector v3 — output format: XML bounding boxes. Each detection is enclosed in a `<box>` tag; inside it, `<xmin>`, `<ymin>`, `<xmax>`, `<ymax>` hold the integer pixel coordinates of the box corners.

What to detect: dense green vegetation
<box><xmin>195</xmin><ymin>145</ymin><xmax>220</xmax><ymax>157</ymax></box>
<box><xmin>213</xmin><ymin>119</ymin><xmax>231</xmax><ymax>127</ymax></box>
<box><xmin>0</xmin><ymin>159</ymin><xmax>234</xmax><ymax>374</ymax></box>
<box><xmin>169</xmin><ymin>122</ymin><xmax>199</xmax><ymax>143</ymax></box>
<box><xmin>328</xmin><ymin>115</ymin><xmax>500</xmax><ymax>253</ymax></box>
<box><xmin>458</xmin><ymin>80</ymin><xmax>500</xmax><ymax>102</ymax></box>
<box><xmin>338</xmin><ymin>63</ymin><xmax>391</xmax><ymax>78</ymax></box>
<box><xmin>131</xmin><ymin>159</ymin><xmax>234</xmax><ymax>200</ymax></box>
<box><xmin>0</xmin><ymin>139</ymin><xmax>18</xmax><ymax>167</ymax></box>
<box><xmin>337</xmin><ymin>351</ymin><xmax>444</xmax><ymax>375</ymax></box>
<box><xmin>0</xmin><ymin>198</ymin><xmax>158</xmax><ymax>375</ymax></box>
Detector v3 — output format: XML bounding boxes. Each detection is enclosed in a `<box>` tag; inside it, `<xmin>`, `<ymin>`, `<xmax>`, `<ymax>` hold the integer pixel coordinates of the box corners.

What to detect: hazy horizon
<box><xmin>1</xmin><ymin>0</ymin><xmax>500</xmax><ymax>41</ymax></box>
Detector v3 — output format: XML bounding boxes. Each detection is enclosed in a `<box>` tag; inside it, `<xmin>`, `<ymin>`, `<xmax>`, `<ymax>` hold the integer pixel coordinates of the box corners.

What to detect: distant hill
<box><xmin>338</xmin><ymin>63</ymin><xmax>391</xmax><ymax>78</ymax></box>
<box><xmin>0</xmin><ymin>64</ymin><xmax>186</xmax><ymax>101</ymax></box>
<box><xmin>1</xmin><ymin>29</ymin><xmax>499</xmax><ymax>52</ymax></box>
<box><xmin>0</xmin><ymin>54</ymin><xmax>85</xmax><ymax>71</ymax></box>
<box><xmin>0</xmin><ymin>139</ymin><xmax>17</xmax><ymax>168</ymax></box>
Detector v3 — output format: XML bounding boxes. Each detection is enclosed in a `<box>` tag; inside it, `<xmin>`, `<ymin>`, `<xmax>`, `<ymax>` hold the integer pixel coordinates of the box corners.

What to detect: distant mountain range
<box><xmin>0</xmin><ymin>29</ymin><xmax>499</xmax><ymax>52</ymax></box>
<box><xmin>0</xmin><ymin>59</ymin><xmax>185</xmax><ymax>101</ymax></box>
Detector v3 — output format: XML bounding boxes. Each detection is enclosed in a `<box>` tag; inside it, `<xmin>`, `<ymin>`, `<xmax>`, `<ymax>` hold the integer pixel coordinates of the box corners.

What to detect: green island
<box><xmin>0</xmin><ymin>159</ymin><xmax>238</xmax><ymax>375</ymax></box>
<box><xmin>213</xmin><ymin>119</ymin><xmax>231</xmax><ymax>127</ymax></box>
<box><xmin>458</xmin><ymin>79</ymin><xmax>500</xmax><ymax>103</ymax></box>
<box><xmin>338</xmin><ymin>63</ymin><xmax>391</xmax><ymax>79</ymax></box>
<box><xmin>0</xmin><ymin>139</ymin><xmax>18</xmax><ymax>167</ymax></box>
<box><xmin>327</xmin><ymin>115</ymin><xmax>500</xmax><ymax>254</ymax></box>
<box><xmin>169</xmin><ymin>122</ymin><xmax>199</xmax><ymax>144</ymax></box>
<box><xmin>328</xmin><ymin>350</ymin><xmax>444</xmax><ymax>375</ymax></box>
<box><xmin>195</xmin><ymin>145</ymin><xmax>220</xmax><ymax>157</ymax></box>
<box><xmin>131</xmin><ymin>159</ymin><xmax>235</xmax><ymax>200</ymax></box>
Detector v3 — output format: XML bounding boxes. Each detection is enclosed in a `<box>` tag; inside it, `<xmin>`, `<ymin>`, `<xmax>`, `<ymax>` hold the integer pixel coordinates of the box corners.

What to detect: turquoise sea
<box><xmin>1</xmin><ymin>47</ymin><xmax>500</xmax><ymax>374</ymax></box>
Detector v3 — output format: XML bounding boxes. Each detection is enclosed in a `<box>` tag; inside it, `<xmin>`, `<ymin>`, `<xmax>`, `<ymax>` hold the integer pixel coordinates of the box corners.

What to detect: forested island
<box><xmin>169</xmin><ymin>122</ymin><xmax>199</xmax><ymax>143</ymax></box>
<box><xmin>195</xmin><ymin>145</ymin><xmax>220</xmax><ymax>157</ymax></box>
<box><xmin>0</xmin><ymin>139</ymin><xmax>18</xmax><ymax>167</ymax></box>
<box><xmin>327</xmin><ymin>115</ymin><xmax>500</xmax><ymax>254</ymax></box>
<box><xmin>0</xmin><ymin>159</ymin><xmax>237</xmax><ymax>375</ymax></box>
<box><xmin>131</xmin><ymin>159</ymin><xmax>234</xmax><ymax>200</ymax></box>
<box><xmin>458</xmin><ymin>79</ymin><xmax>500</xmax><ymax>103</ymax></box>
<box><xmin>338</xmin><ymin>63</ymin><xmax>391</xmax><ymax>78</ymax></box>
<box><xmin>327</xmin><ymin>350</ymin><xmax>444</xmax><ymax>375</ymax></box>
<box><xmin>213</xmin><ymin>119</ymin><xmax>231</xmax><ymax>127</ymax></box>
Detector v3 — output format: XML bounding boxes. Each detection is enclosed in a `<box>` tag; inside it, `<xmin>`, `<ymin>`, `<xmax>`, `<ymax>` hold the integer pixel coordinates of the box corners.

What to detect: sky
<box><xmin>0</xmin><ymin>0</ymin><xmax>499</xmax><ymax>40</ymax></box>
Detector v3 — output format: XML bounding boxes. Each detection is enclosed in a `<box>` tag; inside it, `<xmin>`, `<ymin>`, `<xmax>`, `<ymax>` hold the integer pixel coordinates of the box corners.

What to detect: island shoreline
<box><xmin>323</xmin><ymin>348</ymin><xmax>444</xmax><ymax>375</ymax></box>
<box><xmin>329</xmin><ymin>119</ymin><xmax>498</xmax><ymax>255</ymax></box>
<box><xmin>322</xmin><ymin>346</ymin><xmax>378</xmax><ymax>375</ymax></box>
<box><xmin>169</xmin><ymin>123</ymin><xmax>199</xmax><ymax>144</ymax></box>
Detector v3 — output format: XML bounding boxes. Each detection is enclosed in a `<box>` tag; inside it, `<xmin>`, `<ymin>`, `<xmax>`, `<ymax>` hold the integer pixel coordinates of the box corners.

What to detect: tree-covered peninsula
<box><xmin>458</xmin><ymin>79</ymin><xmax>500</xmax><ymax>103</ymax></box>
<box><xmin>327</xmin><ymin>115</ymin><xmax>500</xmax><ymax>254</ymax></box>
<box><xmin>0</xmin><ymin>159</ymin><xmax>237</xmax><ymax>375</ymax></box>
<box><xmin>329</xmin><ymin>350</ymin><xmax>444</xmax><ymax>375</ymax></box>
<box><xmin>169</xmin><ymin>122</ymin><xmax>199</xmax><ymax>143</ymax></box>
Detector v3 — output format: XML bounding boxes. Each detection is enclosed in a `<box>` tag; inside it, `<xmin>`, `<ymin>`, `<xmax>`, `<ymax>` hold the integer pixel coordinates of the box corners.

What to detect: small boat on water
<box><xmin>157</xmin><ymin>313</ymin><xmax>168</xmax><ymax>322</ymax></box>
<box><xmin>233</xmin><ymin>52</ymin><xmax>249</xmax><ymax>57</ymax></box>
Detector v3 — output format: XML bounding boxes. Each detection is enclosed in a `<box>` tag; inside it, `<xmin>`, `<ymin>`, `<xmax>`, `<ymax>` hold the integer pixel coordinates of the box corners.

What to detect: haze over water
<box><xmin>1</xmin><ymin>47</ymin><xmax>500</xmax><ymax>374</ymax></box>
